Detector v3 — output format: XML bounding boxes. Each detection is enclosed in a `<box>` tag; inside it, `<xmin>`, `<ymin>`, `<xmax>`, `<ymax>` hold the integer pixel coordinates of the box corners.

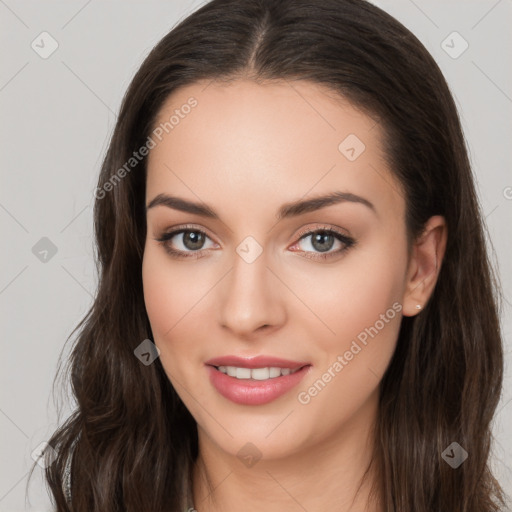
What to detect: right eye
<box><xmin>155</xmin><ymin>226</ymin><xmax>218</xmax><ymax>259</ymax></box>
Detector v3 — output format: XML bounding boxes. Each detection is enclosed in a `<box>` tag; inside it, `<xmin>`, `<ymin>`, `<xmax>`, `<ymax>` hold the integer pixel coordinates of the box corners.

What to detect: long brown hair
<box><xmin>30</xmin><ymin>0</ymin><xmax>507</xmax><ymax>510</ymax></box>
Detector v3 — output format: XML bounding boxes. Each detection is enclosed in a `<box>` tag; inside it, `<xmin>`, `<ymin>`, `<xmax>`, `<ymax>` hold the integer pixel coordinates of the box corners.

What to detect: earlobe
<box><xmin>402</xmin><ymin>215</ymin><xmax>447</xmax><ymax>317</ymax></box>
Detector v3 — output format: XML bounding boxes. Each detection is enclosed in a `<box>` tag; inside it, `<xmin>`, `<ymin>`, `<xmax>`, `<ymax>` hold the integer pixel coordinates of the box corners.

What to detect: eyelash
<box><xmin>154</xmin><ymin>224</ymin><xmax>356</xmax><ymax>261</ymax></box>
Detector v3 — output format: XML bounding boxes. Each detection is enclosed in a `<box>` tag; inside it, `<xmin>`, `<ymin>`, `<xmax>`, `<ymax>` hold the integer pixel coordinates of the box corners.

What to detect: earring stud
<box><xmin>415</xmin><ymin>304</ymin><xmax>422</xmax><ymax>310</ymax></box>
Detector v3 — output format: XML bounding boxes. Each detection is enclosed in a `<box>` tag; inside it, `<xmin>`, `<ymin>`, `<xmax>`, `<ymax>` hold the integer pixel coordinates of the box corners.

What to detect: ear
<box><xmin>402</xmin><ymin>215</ymin><xmax>448</xmax><ymax>317</ymax></box>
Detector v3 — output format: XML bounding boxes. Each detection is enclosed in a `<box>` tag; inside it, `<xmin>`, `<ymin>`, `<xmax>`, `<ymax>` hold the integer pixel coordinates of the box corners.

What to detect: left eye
<box><xmin>293</xmin><ymin>229</ymin><xmax>352</xmax><ymax>255</ymax></box>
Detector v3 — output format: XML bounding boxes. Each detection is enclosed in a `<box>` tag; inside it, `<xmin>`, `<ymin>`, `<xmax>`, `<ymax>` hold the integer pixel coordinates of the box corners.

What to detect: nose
<box><xmin>217</xmin><ymin>248</ymin><xmax>286</xmax><ymax>339</ymax></box>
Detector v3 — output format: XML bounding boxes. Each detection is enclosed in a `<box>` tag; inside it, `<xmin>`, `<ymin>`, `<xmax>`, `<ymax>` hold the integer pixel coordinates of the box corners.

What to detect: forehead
<box><xmin>145</xmin><ymin>79</ymin><xmax>405</xmax><ymax>225</ymax></box>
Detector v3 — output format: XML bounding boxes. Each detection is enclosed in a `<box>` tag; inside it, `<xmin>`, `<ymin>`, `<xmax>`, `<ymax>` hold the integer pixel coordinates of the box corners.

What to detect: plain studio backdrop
<box><xmin>1</xmin><ymin>1</ymin><xmax>511</xmax><ymax>510</ymax></box>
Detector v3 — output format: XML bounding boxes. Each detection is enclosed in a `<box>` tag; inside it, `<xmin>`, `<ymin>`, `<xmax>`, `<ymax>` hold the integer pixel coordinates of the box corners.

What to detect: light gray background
<box><xmin>1</xmin><ymin>1</ymin><xmax>511</xmax><ymax>510</ymax></box>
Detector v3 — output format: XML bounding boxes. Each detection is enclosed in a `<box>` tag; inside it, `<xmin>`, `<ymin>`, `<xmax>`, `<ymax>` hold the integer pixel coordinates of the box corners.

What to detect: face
<box><xmin>142</xmin><ymin>79</ymin><xmax>411</xmax><ymax>461</ymax></box>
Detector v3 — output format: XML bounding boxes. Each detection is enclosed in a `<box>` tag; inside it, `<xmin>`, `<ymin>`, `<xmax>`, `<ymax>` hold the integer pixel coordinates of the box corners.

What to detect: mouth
<box><xmin>206</xmin><ymin>362</ymin><xmax>312</xmax><ymax>405</ymax></box>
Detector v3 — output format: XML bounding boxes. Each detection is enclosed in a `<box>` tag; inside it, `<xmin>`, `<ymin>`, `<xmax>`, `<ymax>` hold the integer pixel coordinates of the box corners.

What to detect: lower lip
<box><xmin>206</xmin><ymin>364</ymin><xmax>312</xmax><ymax>405</ymax></box>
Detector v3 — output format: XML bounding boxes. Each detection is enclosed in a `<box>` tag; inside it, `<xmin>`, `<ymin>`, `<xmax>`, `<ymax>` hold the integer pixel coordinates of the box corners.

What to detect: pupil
<box><xmin>184</xmin><ymin>230</ymin><xmax>204</xmax><ymax>250</ymax></box>
<box><xmin>312</xmin><ymin>232</ymin><xmax>334</xmax><ymax>252</ymax></box>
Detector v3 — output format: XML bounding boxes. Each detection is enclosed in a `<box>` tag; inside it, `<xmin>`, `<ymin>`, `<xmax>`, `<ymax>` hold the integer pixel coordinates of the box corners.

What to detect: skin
<box><xmin>142</xmin><ymin>79</ymin><xmax>447</xmax><ymax>512</ymax></box>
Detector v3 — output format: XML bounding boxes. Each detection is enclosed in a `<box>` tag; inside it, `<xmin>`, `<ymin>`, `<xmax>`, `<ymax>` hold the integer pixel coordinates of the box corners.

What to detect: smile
<box><xmin>207</xmin><ymin>364</ymin><xmax>312</xmax><ymax>405</ymax></box>
<box><xmin>214</xmin><ymin>365</ymin><xmax>302</xmax><ymax>380</ymax></box>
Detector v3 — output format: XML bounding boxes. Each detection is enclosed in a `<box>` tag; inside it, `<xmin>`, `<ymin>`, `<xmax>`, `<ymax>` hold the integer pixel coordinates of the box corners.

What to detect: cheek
<box><xmin>287</xmin><ymin>231</ymin><xmax>407</xmax><ymax>348</ymax></box>
<box><xmin>142</xmin><ymin>249</ymin><xmax>174</xmax><ymax>338</ymax></box>
<box><xmin>142</xmin><ymin>243</ymin><xmax>224</xmax><ymax>393</ymax></box>
<box><xmin>142</xmin><ymin>244</ymin><xmax>210</xmax><ymax>338</ymax></box>
<box><xmin>142</xmin><ymin>246</ymin><xmax>207</xmax><ymax>408</ymax></box>
<box><xmin>292</xmin><ymin>234</ymin><xmax>406</xmax><ymax>426</ymax></box>
<box><xmin>141</xmin><ymin>247</ymin><xmax>197</xmax><ymax>364</ymax></box>
<box><xmin>288</xmin><ymin>234</ymin><xmax>406</xmax><ymax>414</ymax></box>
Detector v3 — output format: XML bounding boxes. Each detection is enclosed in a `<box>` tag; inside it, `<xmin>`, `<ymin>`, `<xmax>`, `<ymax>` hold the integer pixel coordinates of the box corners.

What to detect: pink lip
<box><xmin>205</xmin><ymin>359</ymin><xmax>312</xmax><ymax>406</ymax></box>
<box><xmin>204</xmin><ymin>355</ymin><xmax>309</xmax><ymax>369</ymax></box>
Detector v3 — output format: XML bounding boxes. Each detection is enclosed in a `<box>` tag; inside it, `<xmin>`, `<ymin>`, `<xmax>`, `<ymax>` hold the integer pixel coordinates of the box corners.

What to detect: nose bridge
<box><xmin>218</xmin><ymin>239</ymin><xmax>283</xmax><ymax>335</ymax></box>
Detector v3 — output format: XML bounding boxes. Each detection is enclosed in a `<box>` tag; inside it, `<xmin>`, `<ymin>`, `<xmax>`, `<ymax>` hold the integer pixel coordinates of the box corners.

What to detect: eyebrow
<box><xmin>146</xmin><ymin>190</ymin><xmax>376</xmax><ymax>220</ymax></box>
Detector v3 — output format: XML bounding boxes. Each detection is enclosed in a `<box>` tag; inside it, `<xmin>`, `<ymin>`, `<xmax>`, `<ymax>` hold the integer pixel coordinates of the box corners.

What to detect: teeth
<box><xmin>236</xmin><ymin>367</ymin><xmax>251</xmax><ymax>379</ymax></box>
<box><xmin>216</xmin><ymin>366</ymin><xmax>302</xmax><ymax>380</ymax></box>
<box><xmin>269</xmin><ymin>367</ymin><xmax>281</xmax><ymax>378</ymax></box>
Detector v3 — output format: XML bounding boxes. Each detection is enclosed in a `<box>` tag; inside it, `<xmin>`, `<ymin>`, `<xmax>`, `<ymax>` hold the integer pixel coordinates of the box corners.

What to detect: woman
<box><xmin>33</xmin><ymin>0</ymin><xmax>507</xmax><ymax>510</ymax></box>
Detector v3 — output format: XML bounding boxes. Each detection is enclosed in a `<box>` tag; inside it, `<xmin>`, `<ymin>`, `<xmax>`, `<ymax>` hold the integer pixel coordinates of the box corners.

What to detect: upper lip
<box><xmin>205</xmin><ymin>355</ymin><xmax>310</xmax><ymax>370</ymax></box>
